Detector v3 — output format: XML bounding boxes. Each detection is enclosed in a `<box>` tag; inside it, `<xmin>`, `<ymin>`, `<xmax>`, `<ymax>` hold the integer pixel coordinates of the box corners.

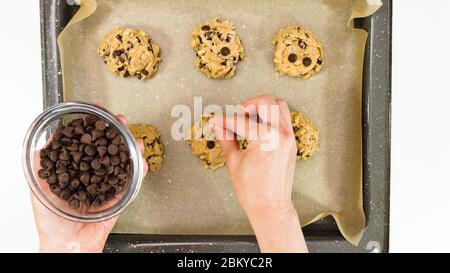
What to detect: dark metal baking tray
<box><xmin>40</xmin><ymin>0</ymin><xmax>391</xmax><ymax>253</ymax></box>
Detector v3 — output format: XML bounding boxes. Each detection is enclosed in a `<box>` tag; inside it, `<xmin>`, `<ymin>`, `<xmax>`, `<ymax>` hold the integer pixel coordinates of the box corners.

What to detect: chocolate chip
<box><xmin>71</xmin><ymin>118</ymin><xmax>83</xmax><ymax>127</ymax></box>
<box><xmin>105</xmin><ymin>190</ymin><xmax>116</xmax><ymax>201</ymax></box>
<box><xmin>72</xmin><ymin>151</ymin><xmax>82</xmax><ymax>163</ymax></box>
<box><xmin>201</xmin><ymin>25</ymin><xmax>211</xmax><ymax>31</ymax></box>
<box><xmin>74</xmin><ymin>190</ymin><xmax>87</xmax><ymax>201</ymax></box>
<box><xmin>80</xmin><ymin>172</ymin><xmax>90</xmax><ymax>185</ymax></box>
<box><xmin>141</xmin><ymin>69</ymin><xmax>149</xmax><ymax>76</ymax></box>
<box><xmin>97</xmin><ymin>146</ymin><xmax>107</xmax><ymax>157</ymax></box>
<box><xmin>80</xmin><ymin>134</ymin><xmax>92</xmax><ymax>144</ymax></box>
<box><xmin>107</xmin><ymin>165</ymin><xmax>114</xmax><ymax>175</ymax></box>
<box><xmin>112</xmin><ymin>49</ymin><xmax>125</xmax><ymax>57</ymax></box>
<box><xmin>60</xmin><ymin>189</ymin><xmax>71</xmax><ymax>200</ymax></box>
<box><xmin>61</xmin><ymin>138</ymin><xmax>72</xmax><ymax>145</ymax></box>
<box><xmin>220</xmin><ymin>47</ymin><xmax>230</xmax><ymax>56</ymax></box>
<box><xmin>119</xmin><ymin>144</ymin><xmax>128</xmax><ymax>152</ymax></box>
<box><xmin>302</xmin><ymin>57</ymin><xmax>312</xmax><ymax>67</ymax></box>
<box><xmin>40</xmin><ymin>149</ymin><xmax>50</xmax><ymax>158</ymax></box>
<box><xmin>225</xmin><ymin>34</ymin><xmax>232</xmax><ymax>43</ymax></box>
<box><xmin>38</xmin><ymin>169</ymin><xmax>51</xmax><ymax>179</ymax></box>
<box><xmin>119</xmin><ymin>152</ymin><xmax>128</xmax><ymax>163</ymax></box>
<box><xmin>108</xmin><ymin>176</ymin><xmax>119</xmax><ymax>186</ymax></box>
<box><xmin>58</xmin><ymin>173</ymin><xmax>69</xmax><ymax>184</ymax></box>
<box><xmin>90</xmin><ymin>195</ymin><xmax>105</xmax><ymax>207</ymax></box>
<box><xmin>98</xmin><ymin>182</ymin><xmax>111</xmax><ymax>193</ymax></box>
<box><xmin>50</xmin><ymin>185</ymin><xmax>61</xmax><ymax>196</ymax></box>
<box><xmin>47</xmin><ymin>173</ymin><xmax>58</xmax><ymax>184</ymax></box>
<box><xmin>49</xmin><ymin>150</ymin><xmax>58</xmax><ymax>162</ymax></box>
<box><xmin>91</xmin><ymin>130</ymin><xmax>104</xmax><ymax>141</ymax></box>
<box><xmin>95</xmin><ymin>137</ymin><xmax>107</xmax><ymax>147</ymax></box>
<box><xmin>205</xmin><ymin>31</ymin><xmax>213</xmax><ymax>40</ymax></box>
<box><xmin>51</xmin><ymin>141</ymin><xmax>62</xmax><ymax>150</ymax></box>
<box><xmin>55</xmin><ymin>160</ymin><xmax>68</xmax><ymax>170</ymax></box>
<box><xmin>108</xmin><ymin>144</ymin><xmax>119</xmax><ymax>155</ymax></box>
<box><xmin>55</xmin><ymin>166</ymin><xmax>67</xmax><ymax>174</ymax></box>
<box><xmin>58</xmin><ymin>180</ymin><xmax>69</xmax><ymax>190</ymax></box>
<box><xmin>90</xmin><ymin>175</ymin><xmax>102</xmax><ymax>184</ymax></box>
<box><xmin>105</xmin><ymin>128</ymin><xmax>117</xmax><ymax>139</ymax></box>
<box><xmin>86</xmin><ymin>184</ymin><xmax>97</xmax><ymax>195</ymax></box>
<box><xmin>69</xmin><ymin>178</ymin><xmax>80</xmax><ymax>190</ymax></box>
<box><xmin>95</xmin><ymin>120</ymin><xmax>106</xmax><ymax>131</ymax></box>
<box><xmin>288</xmin><ymin>54</ymin><xmax>297</xmax><ymax>63</ymax></box>
<box><xmin>118</xmin><ymin>173</ymin><xmax>129</xmax><ymax>182</ymax></box>
<box><xmin>95</xmin><ymin>168</ymin><xmax>106</xmax><ymax>176</ymax></box>
<box><xmin>59</xmin><ymin>150</ymin><xmax>70</xmax><ymax>161</ymax></box>
<box><xmin>117</xmin><ymin>66</ymin><xmax>124</xmax><ymax>72</ymax></box>
<box><xmin>317</xmin><ymin>58</ymin><xmax>323</xmax><ymax>65</ymax></box>
<box><xmin>84</xmin><ymin>145</ymin><xmax>96</xmax><ymax>156</ymax></box>
<box><xmin>112</xmin><ymin>136</ymin><xmax>121</xmax><ymax>146</ymax></box>
<box><xmin>124</xmin><ymin>71</ymin><xmax>130</xmax><ymax>77</ymax></box>
<box><xmin>74</xmin><ymin>125</ymin><xmax>84</xmax><ymax>135</ymax></box>
<box><xmin>116</xmin><ymin>34</ymin><xmax>123</xmax><ymax>42</ymax></box>
<box><xmin>100</xmin><ymin>155</ymin><xmax>111</xmax><ymax>167</ymax></box>
<box><xmin>298</xmin><ymin>39</ymin><xmax>307</xmax><ymax>49</ymax></box>
<box><xmin>79</xmin><ymin>161</ymin><xmax>89</xmax><ymax>172</ymax></box>
<box><xmin>62</xmin><ymin>127</ymin><xmax>74</xmax><ymax>138</ymax></box>
<box><xmin>111</xmin><ymin>156</ymin><xmax>120</xmax><ymax>166</ymax></box>
<box><xmin>91</xmin><ymin>159</ymin><xmax>102</xmax><ymax>170</ymax></box>
<box><xmin>40</xmin><ymin>158</ymin><xmax>54</xmax><ymax>170</ymax></box>
<box><xmin>69</xmin><ymin>199</ymin><xmax>80</xmax><ymax>209</ymax></box>
<box><xmin>206</xmin><ymin>141</ymin><xmax>215</xmax><ymax>149</ymax></box>
<box><xmin>67</xmin><ymin>143</ymin><xmax>78</xmax><ymax>152</ymax></box>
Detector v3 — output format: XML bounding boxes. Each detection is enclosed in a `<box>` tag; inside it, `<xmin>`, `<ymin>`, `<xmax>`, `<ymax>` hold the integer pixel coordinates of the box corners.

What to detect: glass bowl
<box><xmin>22</xmin><ymin>102</ymin><xmax>144</xmax><ymax>222</ymax></box>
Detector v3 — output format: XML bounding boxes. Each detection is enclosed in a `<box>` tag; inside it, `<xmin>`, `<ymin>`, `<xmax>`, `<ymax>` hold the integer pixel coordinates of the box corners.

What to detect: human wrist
<box><xmin>246</xmin><ymin>202</ymin><xmax>298</xmax><ymax>225</ymax></box>
<box><xmin>245</xmin><ymin>203</ymin><xmax>307</xmax><ymax>253</ymax></box>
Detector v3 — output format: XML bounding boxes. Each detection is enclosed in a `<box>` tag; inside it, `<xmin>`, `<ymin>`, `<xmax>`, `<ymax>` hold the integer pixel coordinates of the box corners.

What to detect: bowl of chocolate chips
<box><xmin>23</xmin><ymin>102</ymin><xmax>145</xmax><ymax>222</ymax></box>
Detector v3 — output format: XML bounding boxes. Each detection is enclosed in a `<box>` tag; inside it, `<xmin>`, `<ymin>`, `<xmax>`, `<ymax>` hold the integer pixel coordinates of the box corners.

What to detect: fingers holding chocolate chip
<box><xmin>37</xmin><ymin>115</ymin><xmax>132</xmax><ymax>210</ymax></box>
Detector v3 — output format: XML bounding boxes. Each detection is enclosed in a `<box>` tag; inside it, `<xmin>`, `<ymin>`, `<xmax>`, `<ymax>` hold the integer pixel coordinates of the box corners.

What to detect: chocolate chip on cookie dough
<box><xmin>191</xmin><ymin>18</ymin><xmax>245</xmax><ymax>79</ymax></box>
<box><xmin>291</xmin><ymin>112</ymin><xmax>319</xmax><ymax>160</ymax></box>
<box><xmin>128</xmin><ymin>124</ymin><xmax>164</xmax><ymax>172</ymax></box>
<box><xmin>187</xmin><ymin>115</ymin><xmax>226</xmax><ymax>170</ymax></box>
<box><xmin>272</xmin><ymin>26</ymin><xmax>324</xmax><ymax>79</ymax></box>
<box><xmin>97</xmin><ymin>28</ymin><xmax>161</xmax><ymax>80</ymax></box>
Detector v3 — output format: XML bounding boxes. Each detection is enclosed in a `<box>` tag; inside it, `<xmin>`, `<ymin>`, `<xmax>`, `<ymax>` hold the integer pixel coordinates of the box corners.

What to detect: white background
<box><xmin>0</xmin><ymin>0</ymin><xmax>449</xmax><ymax>252</ymax></box>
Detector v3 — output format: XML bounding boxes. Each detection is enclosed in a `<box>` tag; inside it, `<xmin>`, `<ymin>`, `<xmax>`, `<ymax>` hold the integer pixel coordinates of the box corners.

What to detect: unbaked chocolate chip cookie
<box><xmin>97</xmin><ymin>28</ymin><xmax>161</xmax><ymax>80</ymax></box>
<box><xmin>128</xmin><ymin>124</ymin><xmax>164</xmax><ymax>172</ymax></box>
<box><xmin>191</xmin><ymin>18</ymin><xmax>245</xmax><ymax>79</ymax></box>
<box><xmin>272</xmin><ymin>26</ymin><xmax>324</xmax><ymax>79</ymax></box>
<box><xmin>291</xmin><ymin>112</ymin><xmax>319</xmax><ymax>160</ymax></box>
<box><xmin>187</xmin><ymin>115</ymin><xmax>225</xmax><ymax>170</ymax></box>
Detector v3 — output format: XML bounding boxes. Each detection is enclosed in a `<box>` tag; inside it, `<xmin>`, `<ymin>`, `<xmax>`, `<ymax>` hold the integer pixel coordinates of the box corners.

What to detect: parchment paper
<box><xmin>58</xmin><ymin>0</ymin><xmax>382</xmax><ymax>245</ymax></box>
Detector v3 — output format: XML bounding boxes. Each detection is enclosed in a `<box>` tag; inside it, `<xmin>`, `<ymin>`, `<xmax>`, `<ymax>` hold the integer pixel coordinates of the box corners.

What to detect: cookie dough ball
<box><xmin>97</xmin><ymin>28</ymin><xmax>161</xmax><ymax>80</ymax></box>
<box><xmin>291</xmin><ymin>112</ymin><xmax>319</xmax><ymax>160</ymax></box>
<box><xmin>272</xmin><ymin>26</ymin><xmax>324</xmax><ymax>79</ymax></box>
<box><xmin>191</xmin><ymin>18</ymin><xmax>245</xmax><ymax>79</ymax></box>
<box><xmin>187</xmin><ymin>115</ymin><xmax>225</xmax><ymax>170</ymax></box>
<box><xmin>128</xmin><ymin>124</ymin><xmax>164</xmax><ymax>172</ymax></box>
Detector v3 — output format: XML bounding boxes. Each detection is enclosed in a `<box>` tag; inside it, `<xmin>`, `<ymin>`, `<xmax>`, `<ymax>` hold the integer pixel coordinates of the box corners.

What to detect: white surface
<box><xmin>0</xmin><ymin>0</ymin><xmax>449</xmax><ymax>252</ymax></box>
<box><xmin>390</xmin><ymin>0</ymin><xmax>450</xmax><ymax>253</ymax></box>
<box><xmin>0</xmin><ymin>1</ymin><xmax>41</xmax><ymax>252</ymax></box>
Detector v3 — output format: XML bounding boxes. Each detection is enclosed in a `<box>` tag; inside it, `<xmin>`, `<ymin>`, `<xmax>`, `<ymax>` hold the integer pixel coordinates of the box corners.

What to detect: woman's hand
<box><xmin>210</xmin><ymin>95</ymin><xmax>307</xmax><ymax>253</ymax></box>
<box><xmin>31</xmin><ymin>115</ymin><xmax>148</xmax><ymax>253</ymax></box>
